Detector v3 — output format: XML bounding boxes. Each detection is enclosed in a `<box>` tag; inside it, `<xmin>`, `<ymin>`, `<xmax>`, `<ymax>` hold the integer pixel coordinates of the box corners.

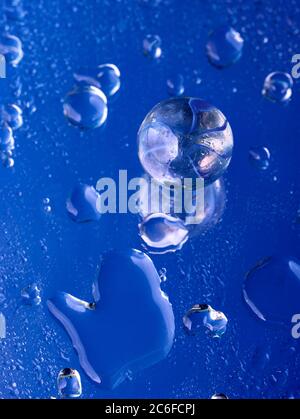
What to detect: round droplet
<box><xmin>249</xmin><ymin>146</ymin><xmax>270</xmax><ymax>170</ymax></box>
<box><xmin>66</xmin><ymin>183</ymin><xmax>101</xmax><ymax>223</ymax></box>
<box><xmin>21</xmin><ymin>283</ymin><xmax>41</xmax><ymax>306</ymax></box>
<box><xmin>183</xmin><ymin>304</ymin><xmax>228</xmax><ymax>338</ymax></box>
<box><xmin>206</xmin><ymin>26</ymin><xmax>244</xmax><ymax>68</ymax></box>
<box><xmin>0</xmin><ymin>124</ymin><xmax>14</xmax><ymax>153</ymax></box>
<box><xmin>262</xmin><ymin>72</ymin><xmax>293</xmax><ymax>103</ymax></box>
<box><xmin>143</xmin><ymin>34</ymin><xmax>162</xmax><ymax>59</ymax></box>
<box><xmin>243</xmin><ymin>256</ymin><xmax>300</xmax><ymax>325</ymax></box>
<box><xmin>139</xmin><ymin>213</ymin><xmax>189</xmax><ymax>254</ymax></box>
<box><xmin>0</xmin><ymin>33</ymin><xmax>24</xmax><ymax>66</ymax></box>
<box><xmin>74</xmin><ymin>63</ymin><xmax>121</xmax><ymax>97</ymax></box>
<box><xmin>167</xmin><ymin>74</ymin><xmax>185</xmax><ymax>96</ymax></box>
<box><xmin>97</xmin><ymin>64</ymin><xmax>121</xmax><ymax>97</ymax></box>
<box><xmin>57</xmin><ymin>368</ymin><xmax>82</xmax><ymax>398</ymax></box>
<box><xmin>211</xmin><ymin>393</ymin><xmax>229</xmax><ymax>399</ymax></box>
<box><xmin>2</xmin><ymin>104</ymin><xmax>23</xmax><ymax>130</ymax></box>
<box><xmin>63</xmin><ymin>85</ymin><xmax>108</xmax><ymax>129</ymax></box>
<box><xmin>138</xmin><ymin>97</ymin><xmax>233</xmax><ymax>185</ymax></box>
<box><xmin>3</xmin><ymin>156</ymin><xmax>14</xmax><ymax>168</ymax></box>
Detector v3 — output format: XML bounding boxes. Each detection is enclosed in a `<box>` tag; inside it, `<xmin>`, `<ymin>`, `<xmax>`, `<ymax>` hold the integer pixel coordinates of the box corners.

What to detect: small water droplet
<box><xmin>206</xmin><ymin>26</ymin><xmax>244</xmax><ymax>68</ymax></box>
<box><xmin>183</xmin><ymin>304</ymin><xmax>228</xmax><ymax>338</ymax></box>
<box><xmin>139</xmin><ymin>213</ymin><xmax>189</xmax><ymax>254</ymax></box>
<box><xmin>63</xmin><ymin>85</ymin><xmax>108</xmax><ymax>129</ymax></box>
<box><xmin>21</xmin><ymin>283</ymin><xmax>41</xmax><ymax>306</ymax></box>
<box><xmin>249</xmin><ymin>146</ymin><xmax>270</xmax><ymax>170</ymax></box>
<box><xmin>57</xmin><ymin>368</ymin><xmax>82</xmax><ymax>398</ymax></box>
<box><xmin>66</xmin><ymin>183</ymin><xmax>101</xmax><ymax>223</ymax></box>
<box><xmin>143</xmin><ymin>34</ymin><xmax>162</xmax><ymax>59</ymax></box>
<box><xmin>262</xmin><ymin>72</ymin><xmax>293</xmax><ymax>103</ymax></box>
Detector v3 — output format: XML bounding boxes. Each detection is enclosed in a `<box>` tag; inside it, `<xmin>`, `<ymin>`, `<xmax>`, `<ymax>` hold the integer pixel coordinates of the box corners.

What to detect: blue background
<box><xmin>0</xmin><ymin>0</ymin><xmax>299</xmax><ymax>399</ymax></box>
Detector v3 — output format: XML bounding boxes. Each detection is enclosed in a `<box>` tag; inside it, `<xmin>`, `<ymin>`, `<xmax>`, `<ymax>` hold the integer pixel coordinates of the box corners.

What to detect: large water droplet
<box><xmin>183</xmin><ymin>304</ymin><xmax>228</xmax><ymax>338</ymax></box>
<box><xmin>243</xmin><ymin>256</ymin><xmax>300</xmax><ymax>324</ymax></box>
<box><xmin>63</xmin><ymin>85</ymin><xmax>108</xmax><ymax>129</ymax></box>
<box><xmin>206</xmin><ymin>26</ymin><xmax>244</xmax><ymax>68</ymax></box>
<box><xmin>57</xmin><ymin>368</ymin><xmax>82</xmax><ymax>398</ymax></box>
<box><xmin>48</xmin><ymin>249</ymin><xmax>175</xmax><ymax>389</ymax></box>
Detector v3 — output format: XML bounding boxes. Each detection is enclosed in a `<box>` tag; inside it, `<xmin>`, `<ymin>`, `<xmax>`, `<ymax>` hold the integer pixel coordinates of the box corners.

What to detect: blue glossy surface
<box><xmin>0</xmin><ymin>0</ymin><xmax>299</xmax><ymax>399</ymax></box>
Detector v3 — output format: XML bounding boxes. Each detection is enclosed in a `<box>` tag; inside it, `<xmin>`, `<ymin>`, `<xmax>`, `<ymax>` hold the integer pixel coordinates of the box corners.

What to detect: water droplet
<box><xmin>63</xmin><ymin>85</ymin><xmax>108</xmax><ymax>129</ymax></box>
<box><xmin>48</xmin><ymin>249</ymin><xmax>175</xmax><ymax>389</ymax></box>
<box><xmin>183</xmin><ymin>304</ymin><xmax>228</xmax><ymax>338</ymax></box>
<box><xmin>249</xmin><ymin>146</ymin><xmax>270</xmax><ymax>170</ymax></box>
<box><xmin>73</xmin><ymin>63</ymin><xmax>121</xmax><ymax>98</ymax></box>
<box><xmin>139</xmin><ymin>213</ymin><xmax>189</xmax><ymax>254</ymax></box>
<box><xmin>211</xmin><ymin>393</ymin><xmax>229</xmax><ymax>399</ymax></box>
<box><xmin>167</xmin><ymin>74</ymin><xmax>185</xmax><ymax>96</ymax></box>
<box><xmin>0</xmin><ymin>124</ymin><xmax>14</xmax><ymax>153</ymax></box>
<box><xmin>138</xmin><ymin>97</ymin><xmax>233</xmax><ymax>185</ymax></box>
<box><xmin>143</xmin><ymin>34</ymin><xmax>162</xmax><ymax>59</ymax></box>
<box><xmin>57</xmin><ymin>368</ymin><xmax>82</xmax><ymax>398</ymax></box>
<box><xmin>159</xmin><ymin>268</ymin><xmax>167</xmax><ymax>282</ymax></box>
<box><xmin>0</xmin><ymin>33</ymin><xmax>24</xmax><ymax>66</ymax></box>
<box><xmin>4</xmin><ymin>0</ymin><xmax>27</xmax><ymax>21</ymax></box>
<box><xmin>21</xmin><ymin>283</ymin><xmax>41</xmax><ymax>306</ymax></box>
<box><xmin>1</xmin><ymin>104</ymin><xmax>23</xmax><ymax>130</ymax></box>
<box><xmin>262</xmin><ymin>72</ymin><xmax>293</xmax><ymax>103</ymax></box>
<box><xmin>243</xmin><ymin>256</ymin><xmax>300</xmax><ymax>325</ymax></box>
<box><xmin>66</xmin><ymin>183</ymin><xmax>101</xmax><ymax>223</ymax></box>
<box><xmin>206</xmin><ymin>26</ymin><xmax>244</xmax><ymax>68</ymax></box>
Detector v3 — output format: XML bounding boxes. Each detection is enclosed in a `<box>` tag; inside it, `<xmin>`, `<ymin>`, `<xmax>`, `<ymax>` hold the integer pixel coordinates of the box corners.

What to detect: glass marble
<box><xmin>206</xmin><ymin>26</ymin><xmax>244</xmax><ymax>68</ymax></box>
<box><xmin>138</xmin><ymin>97</ymin><xmax>233</xmax><ymax>186</ymax></box>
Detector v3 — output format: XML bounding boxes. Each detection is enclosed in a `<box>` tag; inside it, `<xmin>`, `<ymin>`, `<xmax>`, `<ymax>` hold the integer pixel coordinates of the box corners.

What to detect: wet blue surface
<box><xmin>0</xmin><ymin>0</ymin><xmax>300</xmax><ymax>399</ymax></box>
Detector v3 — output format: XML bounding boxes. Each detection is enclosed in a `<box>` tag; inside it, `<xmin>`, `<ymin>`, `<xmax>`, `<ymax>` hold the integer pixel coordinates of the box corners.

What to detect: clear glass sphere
<box><xmin>138</xmin><ymin>97</ymin><xmax>233</xmax><ymax>186</ymax></box>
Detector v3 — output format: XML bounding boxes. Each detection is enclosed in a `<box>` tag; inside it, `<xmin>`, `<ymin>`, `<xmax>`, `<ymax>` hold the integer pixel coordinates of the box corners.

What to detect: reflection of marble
<box><xmin>137</xmin><ymin>175</ymin><xmax>226</xmax><ymax>241</ymax></box>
